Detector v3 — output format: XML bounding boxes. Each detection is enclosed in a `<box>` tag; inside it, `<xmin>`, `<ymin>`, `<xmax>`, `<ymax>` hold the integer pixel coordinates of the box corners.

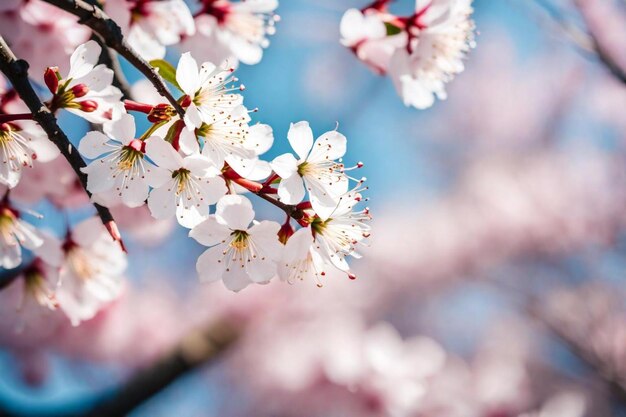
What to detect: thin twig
<box><xmin>530</xmin><ymin>0</ymin><xmax>626</xmax><ymax>84</ymax></box>
<box><xmin>42</xmin><ymin>0</ymin><xmax>185</xmax><ymax>116</ymax></box>
<box><xmin>0</xmin><ymin>37</ymin><xmax>121</xmax><ymax>247</ymax></box>
<box><xmin>94</xmin><ymin>36</ymin><xmax>133</xmax><ymax>100</ymax></box>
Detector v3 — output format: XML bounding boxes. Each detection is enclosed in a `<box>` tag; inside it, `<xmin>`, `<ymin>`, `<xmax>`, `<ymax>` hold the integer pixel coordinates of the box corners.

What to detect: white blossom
<box><xmin>190</xmin><ymin>194</ymin><xmax>282</xmax><ymax>291</ymax></box>
<box><xmin>176</xmin><ymin>52</ymin><xmax>244</xmax><ymax>129</ymax></box>
<box><xmin>55</xmin><ymin>217</ymin><xmax>127</xmax><ymax>326</ymax></box>
<box><xmin>79</xmin><ymin>114</ymin><xmax>162</xmax><ymax>208</ymax></box>
<box><xmin>271</xmin><ymin>121</ymin><xmax>348</xmax><ymax>220</ymax></box>
<box><xmin>389</xmin><ymin>0</ymin><xmax>476</xmax><ymax>109</ymax></box>
<box><xmin>183</xmin><ymin>0</ymin><xmax>279</xmax><ymax>67</ymax></box>
<box><xmin>0</xmin><ymin>120</ymin><xmax>59</xmax><ymax>189</ymax></box>
<box><xmin>0</xmin><ymin>203</ymin><xmax>43</xmax><ymax>269</ymax></box>
<box><xmin>145</xmin><ymin>136</ymin><xmax>227</xmax><ymax>229</ymax></box>
<box><xmin>54</xmin><ymin>40</ymin><xmax>125</xmax><ymax>123</ymax></box>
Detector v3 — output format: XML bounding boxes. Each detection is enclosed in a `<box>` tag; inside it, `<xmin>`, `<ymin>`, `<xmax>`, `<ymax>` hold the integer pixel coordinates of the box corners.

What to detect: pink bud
<box><xmin>278</xmin><ymin>221</ymin><xmax>295</xmax><ymax>245</ymax></box>
<box><xmin>78</xmin><ymin>100</ymin><xmax>98</xmax><ymax>112</ymax></box>
<box><xmin>127</xmin><ymin>139</ymin><xmax>146</xmax><ymax>153</ymax></box>
<box><xmin>44</xmin><ymin>67</ymin><xmax>59</xmax><ymax>94</ymax></box>
<box><xmin>71</xmin><ymin>83</ymin><xmax>89</xmax><ymax>98</ymax></box>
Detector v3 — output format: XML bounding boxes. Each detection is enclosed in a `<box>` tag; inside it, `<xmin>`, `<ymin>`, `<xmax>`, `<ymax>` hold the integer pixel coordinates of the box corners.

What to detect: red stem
<box><xmin>0</xmin><ymin>112</ymin><xmax>33</xmax><ymax>123</ymax></box>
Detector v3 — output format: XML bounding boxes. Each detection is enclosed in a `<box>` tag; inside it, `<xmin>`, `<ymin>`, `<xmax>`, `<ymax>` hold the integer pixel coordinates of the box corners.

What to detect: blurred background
<box><xmin>1</xmin><ymin>0</ymin><xmax>626</xmax><ymax>416</ymax></box>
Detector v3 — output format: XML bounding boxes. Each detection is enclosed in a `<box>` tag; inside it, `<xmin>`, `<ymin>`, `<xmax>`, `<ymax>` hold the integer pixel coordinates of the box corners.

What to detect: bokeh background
<box><xmin>2</xmin><ymin>0</ymin><xmax>626</xmax><ymax>416</ymax></box>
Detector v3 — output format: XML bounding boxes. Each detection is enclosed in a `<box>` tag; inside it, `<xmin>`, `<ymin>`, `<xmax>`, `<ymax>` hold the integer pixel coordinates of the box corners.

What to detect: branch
<box><xmin>94</xmin><ymin>36</ymin><xmax>133</xmax><ymax>100</ymax></box>
<box><xmin>0</xmin><ymin>37</ymin><xmax>121</xmax><ymax>247</ymax></box>
<box><xmin>42</xmin><ymin>0</ymin><xmax>185</xmax><ymax>116</ymax></box>
<box><xmin>82</xmin><ymin>320</ymin><xmax>239</xmax><ymax>417</ymax></box>
<box><xmin>0</xmin><ymin>320</ymin><xmax>240</xmax><ymax>417</ymax></box>
<box><xmin>530</xmin><ymin>0</ymin><xmax>626</xmax><ymax>84</ymax></box>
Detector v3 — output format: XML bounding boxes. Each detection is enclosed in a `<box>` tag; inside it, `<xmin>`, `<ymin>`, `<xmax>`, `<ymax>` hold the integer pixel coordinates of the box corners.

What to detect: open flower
<box><xmin>0</xmin><ymin>120</ymin><xmax>59</xmax><ymax>189</ymax></box>
<box><xmin>271</xmin><ymin>121</ymin><xmax>348</xmax><ymax>220</ymax></box>
<box><xmin>185</xmin><ymin>0</ymin><xmax>279</xmax><ymax>66</ymax></box>
<box><xmin>278</xmin><ymin>226</ymin><xmax>330</xmax><ymax>286</ymax></box>
<box><xmin>190</xmin><ymin>194</ymin><xmax>282</xmax><ymax>291</ymax></box>
<box><xmin>105</xmin><ymin>0</ymin><xmax>195</xmax><ymax>60</ymax></box>
<box><xmin>340</xmin><ymin>8</ymin><xmax>407</xmax><ymax>74</ymax></box>
<box><xmin>50</xmin><ymin>40</ymin><xmax>124</xmax><ymax>123</ymax></box>
<box><xmin>145</xmin><ymin>136</ymin><xmax>227</xmax><ymax>229</ymax></box>
<box><xmin>55</xmin><ymin>217</ymin><xmax>127</xmax><ymax>326</ymax></box>
<box><xmin>389</xmin><ymin>0</ymin><xmax>476</xmax><ymax>109</ymax></box>
<box><xmin>79</xmin><ymin>114</ymin><xmax>161</xmax><ymax>208</ymax></box>
<box><xmin>310</xmin><ymin>185</ymin><xmax>371</xmax><ymax>273</ymax></box>
<box><xmin>0</xmin><ymin>200</ymin><xmax>43</xmax><ymax>269</ymax></box>
<box><xmin>176</xmin><ymin>52</ymin><xmax>244</xmax><ymax>129</ymax></box>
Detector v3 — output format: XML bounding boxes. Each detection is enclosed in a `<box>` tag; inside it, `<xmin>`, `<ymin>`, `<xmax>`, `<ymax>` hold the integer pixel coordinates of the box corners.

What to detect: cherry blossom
<box><xmin>190</xmin><ymin>194</ymin><xmax>282</xmax><ymax>291</ymax></box>
<box><xmin>55</xmin><ymin>217</ymin><xmax>127</xmax><ymax>326</ymax></box>
<box><xmin>144</xmin><ymin>136</ymin><xmax>227</xmax><ymax>229</ymax></box>
<box><xmin>0</xmin><ymin>120</ymin><xmax>59</xmax><ymax>188</ymax></box>
<box><xmin>184</xmin><ymin>0</ymin><xmax>279</xmax><ymax>66</ymax></box>
<box><xmin>105</xmin><ymin>0</ymin><xmax>195</xmax><ymax>60</ymax></box>
<box><xmin>79</xmin><ymin>114</ymin><xmax>160</xmax><ymax>208</ymax></box>
<box><xmin>175</xmin><ymin>52</ymin><xmax>244</xmax><ymax>129</ymax></box>
<box><xmin>340</xmin><ymin>8</ymin><xmax>407</xmax><ymax>74</ymax></box>
<box><xmin>49</xmin><ymin>40</ymin><xmax>124</xmax><ymax>123</ymax></box>
<box><xmin>0</xmin><ymin>199</ymin><xmax>43</xmax><ymax>269</ymax></box>
<box><xmin>271</xmin><ymin>121</ymin><xmax>348</xmax><ymax>220</ymax></box>
<box><xmin>389</xmin><ymin>0</ymin><xmax>476</xmax><ymax>109</ymax></box>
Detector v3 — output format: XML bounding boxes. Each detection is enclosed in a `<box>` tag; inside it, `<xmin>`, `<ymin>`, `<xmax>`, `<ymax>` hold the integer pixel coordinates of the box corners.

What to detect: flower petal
<box><xmin>189</xmin><ymin>216</ymin><xmax>231</xmax><ymax>247</ymax></box>
<box><xmin>215</xmin><ymin>194</ymin><xmax>255</xmax><ymax>230</ymax></box>
<box><xmin>287</xmin><ymin>121</ymin><xmax>314</xmax><ymax>160</ymax></box>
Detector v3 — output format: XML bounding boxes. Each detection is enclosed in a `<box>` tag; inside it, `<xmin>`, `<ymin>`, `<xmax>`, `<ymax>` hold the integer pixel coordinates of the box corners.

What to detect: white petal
<box><xmin>179</xmin><ymin>126</ymin><xmax>200</xmax><ymax>155</ymax></box>
<box><xmin>78</xmin><ymin>131</ymin><xmax>112</xmax><ymax>159</ymax></box>
<box><xmin>184</xmin><ymin>104</ymin><xmax>203</xmax><ymax>129</ymax></box>
<box><xmin>145</xmin><ymin>136</ymin><xmax>183</xmax><ymax>170</ymax></box>
<box><xmin>103</xmin><ymin>113</ymin><xmax>135</xmax><ymax>144</ymax></box>
<box><xmin>222</xmin><ymin>265</ymin><xmax>252</xmax><ymax>291</ymax></box>
<box><xmin>246</xmin><ymin>257</ymin><xmax>277</xmax><ymax>283</ymax></box>
<box><xmin>147</xmin><ymin>180</ymin><xmax>176</xmax><ymax>219</ymax></box>
<box><xmin>176</xmin><ymin>202</ymin><xmax>208</xmax><ymax>229</ymax></box>
<box><xmin>287</xmin><ymin>121</ymin><xmax>314</xmax><ymax>160</ymax></box>
<box><xmin>189</xmin><ymin>216</ymin><xmax>231</xmax><ymax>247</ymax></box>
<box><xmin>120</xmin><ymin>176</ymin><xmax>149</xmax><ymax>208</ymax></box>
<box><xmin>71</xmin><ymin>217</ymin><xmax>104</xmax><ymax>247</ymax></box>
<box><xmin>176</xmin><ymin>52</ymin><xmax>200</xmax><ymax>95</ymax></box>
<box><xmin>68</xmin><ymin>40</ymin><xmax>100</xmax><ymax>80</ymax></box>
<box><xmin>196</xmin><ymin>245</ymin><xmax>227</xmax><ymax>283</ymax></box>
<box><xmin>248</xmin><ymin>221</ymin><xmax>282</xmax><ymax>259</ymax></box>
<box><xmin>270</xmin><ymin>153</ymin><xmax>299</xmax><ymax>179</ymax></box>
<box><xmin>246</xmin><ymin>123</ymin><xmax>273</xmax><ymax>155</ymax></box>
<box><xmin>215</xmin><ymin>194</ymin><xmax>254</xmax><ymax>230</ymax></box>
<box><xmin>307</xmin><ymin>131</ymin><xmax>347</xmax><ymax>163</ymax></box>
<box><xmin>196</xmin><ymin>176</ymin><xmax>227</xmax><ymax>204</ymax></box>
<box><xmin>277</xmin><ymin>174</ymin><xmax>305</xmax><ymax>205</ymax></box>
<box><xmin>83</xmin><ymin>161</ymin><xmax>115</xmax><ymax>194</ymax></box>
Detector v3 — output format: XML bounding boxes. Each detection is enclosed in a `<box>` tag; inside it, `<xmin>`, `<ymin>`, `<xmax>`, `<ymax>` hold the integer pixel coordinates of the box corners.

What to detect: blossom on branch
<box><xmin>190</xmin><ymin>194</ymin><xmax>282</xmax><ymax>291</ymax></box>
<box><xmin>56</xmin><ymin>217</ymin><xmax>127</xmax><ymax>326</ymax></box>
<box><xmin>340</xmin><ymin>0</ymin><xmax>476</xmax><ymax>109</ymax></box>
<box><xmin>48</xmin><ymin>40</ymin><xmax>124</xmax><ymax>123</ymax></box>
<box><xmin>182</xmin><ymin>0</ymin><xmax>279</xmax><ymax>67</ymax></box>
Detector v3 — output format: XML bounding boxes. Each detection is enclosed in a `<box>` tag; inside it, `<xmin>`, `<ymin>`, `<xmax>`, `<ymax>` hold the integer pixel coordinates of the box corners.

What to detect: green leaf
<box><xmin>385</xmin><ymin>22</ymin><xmax>402</xmax><ymax>36</ymax></box>
<box><xmin>149</xmin><ymin>59</ymin><xmax>182</xmax><ymax>91</ymax></box>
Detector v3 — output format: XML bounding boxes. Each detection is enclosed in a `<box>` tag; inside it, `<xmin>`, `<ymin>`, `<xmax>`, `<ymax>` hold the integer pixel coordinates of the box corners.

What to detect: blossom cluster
<box><xmin>340</xmin><ymin>0</ymin><xmax>476</xmax><ymax>109</ymax></box>
<box><xmin>0</xmin><ymin>36</ymin><xmax>371</xmax><ymax>327</ymax></box>
<box><xmin>1</xmin><ymin>0</ymin><xmax>279</xmax><ymax>74</ymax></box>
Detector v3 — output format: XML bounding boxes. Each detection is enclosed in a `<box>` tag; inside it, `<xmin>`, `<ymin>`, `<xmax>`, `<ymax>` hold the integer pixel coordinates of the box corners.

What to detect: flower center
<box><xmin>229</xmin><ymin>230</ymin><xmax>249</xmax><ymax>251</ymax></box>
<box><xmin>118</xmin><ymin>145</ymin><xmax>144</xmax><ymax>171</ymax></box>
<box><xmin>172</xmin><ymin>168</ymin><xmax>191</xmax><ymax>194</ymax></box>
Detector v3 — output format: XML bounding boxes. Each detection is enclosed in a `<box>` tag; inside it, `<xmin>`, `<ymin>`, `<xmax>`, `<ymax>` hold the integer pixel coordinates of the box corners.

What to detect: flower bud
<box><xmin>278</xmin><ymin>221</ymin><xmax>295</xmax><ymax>245</ymax></box>
<box><xmin>180</xmin><ymin>95</ymin><xmax>192</xmax><ymax>108</ymax></box>
<box><xmin>78</xmin><ymin>100</ymin><xmax>98</xmax><ymax>113</ymax></box>
<box><xmin>147</xmin><ymin>103</ymin><xmax>175</xmax><ymax>123</ymax></box>
<box><xmin>44</xmin><ymin>67</ymin><xmax>60</xmax><ymax>95</ymax></box>
<box><xmin>70</xmin><ymin>83</ymin><xmax>89</xmax><ymax>98</ymax></box>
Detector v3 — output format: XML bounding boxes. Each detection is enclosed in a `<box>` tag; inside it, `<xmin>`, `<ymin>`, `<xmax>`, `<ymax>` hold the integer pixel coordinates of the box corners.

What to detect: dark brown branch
<box><xmin>0</xmin><ymin>320</ymin><xmax>240</xmax><ymax>417</ymax></box>
<box><xmin>82</xmin><ymin>320</ymin><xmax>239</xmax><ymax>417</ymax></box>
<box><xmin>43</xmin><ymin>0</ymin><xmax>185</xmax><ymax>116</ymax></box>
<box><xmin>0</xmin><ymin>37</ymin><xmax>119</xmax><ymax>243</ymax></box>
<box><xmin>94</xmin><ymin>36</ymin><xmax>133</xmax><ymax>100</ymax></box>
